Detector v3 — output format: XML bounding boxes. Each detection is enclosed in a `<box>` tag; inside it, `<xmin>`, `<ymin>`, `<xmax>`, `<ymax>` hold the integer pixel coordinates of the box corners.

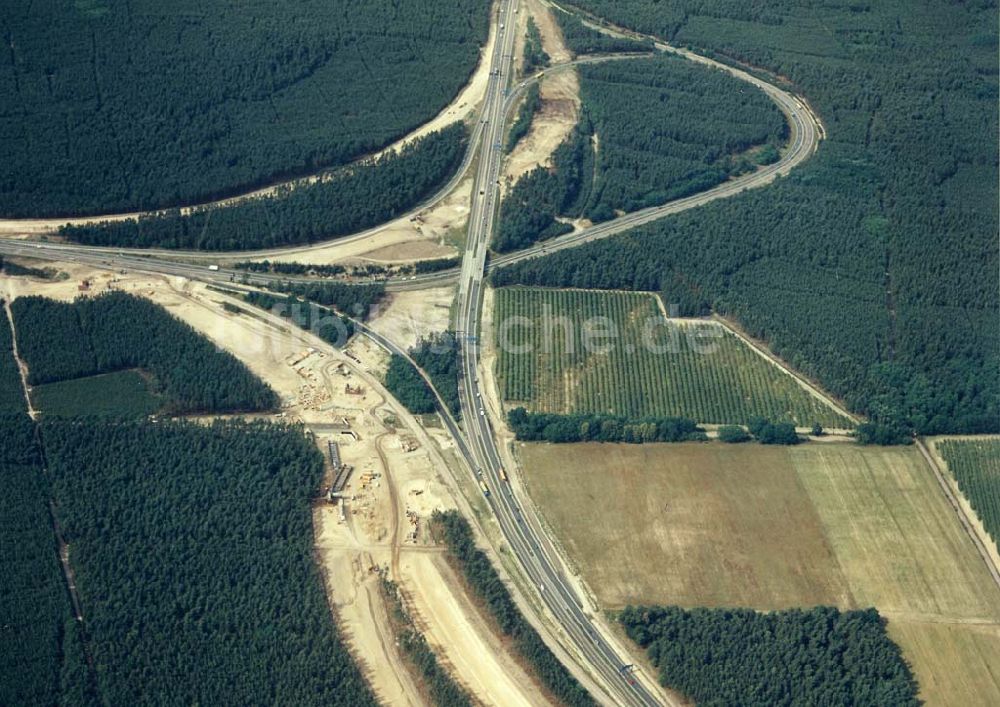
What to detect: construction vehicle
<box><xmin>478</xmin><ymin>480</ymin><xmax>491</xmax><ymax>497</ymax></box>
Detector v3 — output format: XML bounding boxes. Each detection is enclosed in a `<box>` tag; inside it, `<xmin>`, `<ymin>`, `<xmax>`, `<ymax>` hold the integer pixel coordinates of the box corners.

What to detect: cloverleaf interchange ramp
<box><xmin>0</xmin><ymin>50</ymin><xmax>822</xmax><ymax>293</ymax></box>
<box><xmin>0</xmin><ymin>4</ymin><xmax>825</xmax><ymax>706</ymax></box>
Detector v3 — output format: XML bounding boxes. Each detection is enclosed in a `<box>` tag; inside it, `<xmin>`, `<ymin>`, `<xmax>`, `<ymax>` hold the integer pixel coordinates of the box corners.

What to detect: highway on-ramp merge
<box><xmin>0</xmin><ymin>10</ymin><xmax>827</xmax><ymax>706</ymax></box>
<box><xmin>449</xmin><ymin>2</ymin><xmax>666</xmax><ymax>705</ymax></box>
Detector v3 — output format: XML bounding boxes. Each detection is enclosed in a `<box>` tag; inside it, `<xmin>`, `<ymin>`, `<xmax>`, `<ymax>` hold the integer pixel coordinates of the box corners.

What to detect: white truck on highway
<box><xmin>208</xmin><ymin>265</ymin><xmax>220</xmax><ymax>271</ymax></box>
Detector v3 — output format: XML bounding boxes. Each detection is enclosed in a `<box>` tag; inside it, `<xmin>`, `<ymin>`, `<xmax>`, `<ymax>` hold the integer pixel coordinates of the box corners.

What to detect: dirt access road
<box><xmin>1</xmin><ymin>263</ymin><xmax>549</xmax><ymax>707</ymax></box>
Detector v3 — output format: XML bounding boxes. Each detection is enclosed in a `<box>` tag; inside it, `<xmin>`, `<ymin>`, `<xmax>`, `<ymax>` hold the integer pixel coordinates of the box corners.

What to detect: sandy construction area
<box><xmin>513</xmin><ymin>0</ymin><xmax>573</xmax><ymax>78</ymax></box>
<box><xmin>368</xmin><ymin>286</ymin><xmax>455</xmax><ymax>352</ymax></box>
<box><xmin>2</xmin><ymin>262</ymin><xmax>548</xmax><ymax>706</ymax></box>
<box><xmin>504</xmin><ymin>0</ymin><xmax>580</xmax><ymax>186</ymax></box>
<box><xmin>504</xmin><ymin>71</ymin><xmax>581</xmax><ymax>185</ymax></box>
<box><xmin>241</xmin><ymin>175</ymin><xmax>472</xmax><ymax>267</ymax></box>
<box><xmin>402</xmin><ymin>553</ymin><xmax>552</xmax><ymax>707</ymax></box>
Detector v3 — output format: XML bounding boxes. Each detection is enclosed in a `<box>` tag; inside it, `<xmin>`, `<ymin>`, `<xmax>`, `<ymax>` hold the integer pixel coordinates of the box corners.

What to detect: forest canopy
<box><xmin>40</xmin><ymin>418</ymin><xmax>378</xmax><ymax>705</ymax></box>
<box><xmin>0</xmin><ymin>413</ymin><xmax>98</xmax><ymax>706</ymax></box>
<box><xmin>11</xmin><ymin>293</ymin><xmax>277</xmax><ymax>413</ymax></box>
<box><xmin>58</xmin><ymin>125</ymin><xmax>468</xmax><ymax>251</ymax></box>
<box><xmin>0</xmin><ymin>319</ymin><xmax>97</xmax><ymax>705</ymax></box>
<box><xmin>494</xmin><ymin>53</ymin><xmax>784</xmax><ymax>251</ymax></box>
<box><xmin>552</xmin><ymin>11</ymin><xmax>653</xmax><ymax>57</ymax></box>
<box><xmin>496</xmin><ymin>0</ymin><xmax>999</xmax><ymax>434</ymax></box>
<box><xmin>620</xmin><ymin>605</ymin><xmax>919</xmax><ymax>706</ymax></box>
<box><xmin>0</xmin><ymin>0</ymin><xmax>489</xmax><ymax>216</ymax></box>
<box><xmin>0</xmin><ymin>304</ymin><xmax>26</xmax><ymax>412</ymax></box>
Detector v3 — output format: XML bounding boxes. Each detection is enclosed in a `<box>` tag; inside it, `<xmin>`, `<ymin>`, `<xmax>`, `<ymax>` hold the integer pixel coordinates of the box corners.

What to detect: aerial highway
<box><xmin>449</xmin><ymin>2</ymin><xmax>666</xmax><ymax>705</ymax></box>
<box><xmin>0</xmin><ymin>60</ymin><xmax>821</xmax><ymax>295</ymax></box>
<box><xmin>0</xmin><ymin>8</ymin><xmax>826</xmax><ymax>707</ymax></box>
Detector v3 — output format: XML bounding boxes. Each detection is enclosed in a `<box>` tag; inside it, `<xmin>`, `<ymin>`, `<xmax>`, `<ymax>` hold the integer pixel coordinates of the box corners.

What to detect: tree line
<box><xmin>0</xmin><ymin>257</ymin><xmax>57</xmax><ymax>280</ymax></box>
<box><xmin>11</xmin><ymin>293</ymin><xmax>278</xmax><ymax>413</ymax></box>
<box><xmin>409</xmin><ymin>332</ymin><xmax>462</xmax><ymax>417</ymax></box>
<box><xmin>39</xmin><ymin>417</ymin><xmax>379</xmax><ymax>706</ymax></box>
<box><xmin>379</xmin><ymin>576</ymin><xmax>475</xmax><ymax>707</ymax></box>
<box><xmin>508</xmin><ymin>407</ymin><xmax>705</xmax><ymax>443</ymax></box>
<box><xmin>59</xmin><ymin>125</ymin><xmax>468</xmax><ymax>251</ymax></box>
<box><xmin>522</xmin><ymin>18</ymin><xmax>551</xmax><ymax>76</ymax></box>
<box><xmin>494</xmin><ymin>53</ymin><xmax>783</xmax><ymax>251</ymax></box>
<box><xmin>619</xmin><ymin>605</ymin><xmax>919</xmax><ymax>705</ymax></box>
<box><xmin>0</xmin><ymin>0</ymin><xmax>489</xmax><ymax>216</ymax></box>
<box><xmin>431</xmin><ymin>510</ymin><xmax>597</xmax><ymax>707</ymax></box>
<box><xmin>236</xmin><ymin>261</ymin><xmax>349</xmax><ymax>278</ymax></box>
<box><xmin>515</xmin><ymin>0</ymin><xmax>999</xmax><ymax>436</ymax></box>
<box><xmin>384</xmin><ymin>355</ymin><xmax>439</xmax><ymax>416</ymax></box>
<box><xmin>383</xmin><ymin>332</ymin><xmax>461</xmax><ymax>418</ymax></box>
<box><xmin>553</xmin><ymin>11</ymin><xmax>653</xmax><ymax>56</ymax></box>
<box><xmin>507</xmin><ymin>84</ymin><xmax>542</xmax><ymax>152</ymax></box>
<box><xmin>241</xmin><ymin>290</ymin><xmax>357</xmax><ymax>348</ymax></box>
<box><xmin>268</xmin><ymin>280</ymin><xmax>387</xmax><ymax>320</ymax></box>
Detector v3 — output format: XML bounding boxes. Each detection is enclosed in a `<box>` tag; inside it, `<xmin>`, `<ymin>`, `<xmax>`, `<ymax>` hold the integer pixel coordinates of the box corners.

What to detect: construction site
<box><xmin>0</xmin><ymin>260</ymin><xmax>551</xmax><ymax>707</ymax></box>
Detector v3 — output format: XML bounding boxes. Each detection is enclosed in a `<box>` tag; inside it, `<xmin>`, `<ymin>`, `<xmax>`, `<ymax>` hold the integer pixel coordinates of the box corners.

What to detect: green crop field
<box><xmin>936</xmin><ymin>438</ymin><xmax>1000</xmax><ymax>554</ymax></box>
<box><xmin>32</xmin><ymin>370</ymin><xmax>163</xmax><ymax>418</ymax></box>
<box><xmin>493</xmin><ymin>287</ymin><xmax>850</xmax><ymax>427</ymax></box>
<box><xmin>494</xmin><ymin>0</ymin><xmax>998</xmax><ymax>436</ymax></box>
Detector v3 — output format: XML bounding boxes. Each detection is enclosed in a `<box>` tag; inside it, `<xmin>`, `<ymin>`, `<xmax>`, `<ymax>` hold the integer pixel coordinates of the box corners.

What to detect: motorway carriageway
<box><xmin>0</xmin><ymin>8</ymin><xmax>826</xmax><ymax>706</ymax></box>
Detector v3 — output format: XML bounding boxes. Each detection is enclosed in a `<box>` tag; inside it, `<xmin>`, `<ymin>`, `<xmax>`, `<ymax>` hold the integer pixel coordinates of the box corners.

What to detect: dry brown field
<box><xmin>523</xmin><ymin>442</ymin><xmax>1000</xmax><ymax>706</ymax></box>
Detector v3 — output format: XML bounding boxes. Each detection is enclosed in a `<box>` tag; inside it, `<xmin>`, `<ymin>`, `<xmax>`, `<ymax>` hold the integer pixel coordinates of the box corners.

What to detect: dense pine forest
<box><xmin>579</xmin><ymin>55</ymin><xmax>785</xmax><ymax>216</ymax></box>
<box><xmin>0</xmin><ymin>304</ymin><xmax>26</xmax><ymax>412</ymax></box>
<box><xmin>410</xmin><ymin>333</ymin><xmax>462</xmax><ymax>417</ymax></box>
<box><xmin>3</xmin><ymin>300</ymin><xmax>376</xmax><ymax>703</ymax></box>
<box><xmin>498</xmin><ymin>0</ymin><xmax>999</xmax><ymax>435</ymax></box>
<box><xmin>431</xmin><ymin>510</ymin><xmax>597</xmax><ymax>707</ymax></box>
<box><xmin>384</xmin><ymin>333</ymin><xmax>461</xmax><ymax>417</ymax></box>
<box><xmin>619</xmin><ymin>605</ymin><xmax>919</xmax><ymax>705</ymax></box>
<box><xmin>0</xmin><ymin>332</ymin><xmax>99</xmax><ymax>705</ymax></box>
<box><xmin>384</xmin><ymin>354</ymin><xmax>439</xmax><ymax>415</ymax></box>
<box><xmin>59</xmin><ymin>125</ymin><xmax>468</xmax><ymax>250</ymax></box>
<box><xmin>33</xmin><ymin>371</ymin><xmax>165</xmax><ymax>419</ymax></box>
<box><xmin>40</xmin><ymin>418</ymin><xmax>377</xmax><ymax>705</ymax></box>
<box><xmin>494</xmin><ymin>54</ymin><xmax>784</xmax><ymax>251</ymax></box>
<box><xmin>552</xmin><ymin>12</ymin><xmax>653</xmax><ymax>57</ymax></box>
<box><xmin>11</xmin><ymin>293</ymin><xmax>277</xmax><ymax>412</ymax></box>
<box><xmin>0</xmin><ymin>0</ymin><xmax>489</xmax><ymax>216</ymax></box>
